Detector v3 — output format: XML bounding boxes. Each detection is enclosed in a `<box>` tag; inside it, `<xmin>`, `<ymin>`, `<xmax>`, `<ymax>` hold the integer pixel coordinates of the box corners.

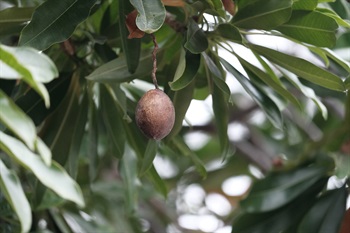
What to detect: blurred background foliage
<box><xmin>0</xmin><ymin>0</ymin><xmax>349</xmax><ymax>232</ymax></box>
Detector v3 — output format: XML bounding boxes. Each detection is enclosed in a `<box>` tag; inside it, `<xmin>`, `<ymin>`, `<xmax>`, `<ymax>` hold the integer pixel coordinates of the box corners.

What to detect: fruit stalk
<box><xmin>150</xmin><ymin>33</ymin><xmax>159</xmax><ymax>89</ymax></box>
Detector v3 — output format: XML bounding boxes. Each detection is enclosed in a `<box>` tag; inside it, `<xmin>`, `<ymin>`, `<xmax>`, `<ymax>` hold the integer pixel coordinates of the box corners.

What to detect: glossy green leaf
<box><xmin>140</xmin><ymin>140</ymin><xmax>158</xmax><ymax>176</ymax></box>
<box><xmin>240</xmin><ymin>166</ymin><xmax>326</xmax><ymax>213</ymax></box>
<box><xmin>119</xmin><ymin>0</ymin><xmax>141</xmax><ymax>73</ymax></box>
<box><xmin>232</xmin><ymin>0</ymin><xmax>292</xmax><ymax>30</ymax></box>
<box><xmin>322</xmin><ymin>47</ymin><xmax>350</xmax><ymax>74</ymax></box>
<box><xmin>213</xmin><ymin>23</ymin><xmax>242</xmax><ymax>44</ymax></box>
<box><xmin>0</xmin><ymin>44</ymin><xmax>58</xmax><ymax>107</ymax></box>
<box><xmin>250</xmin><ymin>44</ymin><xmax>345</xmax><ymax>91</ymax></box>
<box><xmin>0</xmin><ymin>132</ymin><xmax>85</xmax><ymax>207</ymax></box>
<box><xmin>281</xmin><ymin>69</ymin><xmax>328</xmax><ymax>119</ymax></box>
<box><xmin>277</xmin><ymin>11</ymin><xmax>338</xmax><ymax>47</ymax></box>
<box><xmin>298</xmin><ymin>186</ymin><xmax>347</xmax><ymax>233</ymax></box>
<box><xmin>184</xmin><ymin>19</ymin><xmax>209</xmax><ymax>54</ymax></box>
<box><xmin>129</xmin><ymin>0</ymin><xmax>166</xmax><ymax>33</ymax></box>
<box><xmin>19</xmin><ymin>0</ymin><xmax>97</xmax><ymax>50</ymax></box>
<box><xmin>236</xmin><ymin>54</ymin><xmax>301</xmax><ymax>108</ymax></box>
<box><xmin>0</xmin><ymin>160</ymin><xmax>32</xmax><ymax>233</ymax></box>
<box><xmin>0</xmin><ymin>90</ymin><xmax>36</xmax><ymax>150</ymax></box>
<box><xmin>100</xmin><ymin>84</ymin><xmax>126</xmax><ymax>158</ymax></box>
<box><xmin>86</xmin><ymin>50</ymin><xmax>154</xmax><ymax>83</ymax></box>
<box><xmin>35</xmin><ymin>137</ymin><xmax>52</xmax><ymax>166</ymax></box>
<box><xmin>0</xmin><ymin>7</ymin><xmax>34</xmax><ymax>36</ymax></box>
<box><xmin>221</xmin><ymin>58</ymin><xmax>283</xmax><ymax>129</ymax></box>
<box><xmin>169</xmin><ymin>52</ymin><xmax>201</xmax><ymax>90</ymax></box>
<box><xmin>292</xmin><ymin>0</ymin><xmax>317</xmax><ymax>10</ymax></box>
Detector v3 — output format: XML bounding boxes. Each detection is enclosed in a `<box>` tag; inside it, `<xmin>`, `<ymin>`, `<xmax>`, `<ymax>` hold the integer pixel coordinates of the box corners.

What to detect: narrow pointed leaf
<box><xmin>232</xmin><ymin>0</ymin><xmax>292</xmax><ymax>30</ymax></box>
<box><xmin>240</xmin><ymin>166</ymin><xmax>326</xmax><ymax>213</ymax></box>
<box><xmin>292</xmin><ymin>0</ymin><xmax>317</xmax><ymax>10</ymax></box>
<box><xmin>140</xmin><ymin>140</ymin><xmax>158</xmax><ymax>176</ymax></box>
<box><xmin>129</xmin><ymin>0</ymin><xmax>166</xmax><ymax>33</ymax></box>
<box><xmin>0</xmin><ymin>160</ymin><xmax>32</xmax><ymax>233</ymax></box>
<box><xmin>0</xmin><ymin>90</ymin><xmax>37</xmax><ymax>150</ymax></box>
<box><xmin>298</xmin><ymin>186</ymin><xmax>347</xmax><ymax>233</ymax></box>
<box><xmin>277</xmin><ymin>11</ymin><xmax>338</xmax><ymax>47</ymax></box>
<box><xmin>35</xmin><ymin>137</ymin><xmax>52</xmax><ymax>166</ymax></box>
<box><xmin>316</xmin><ymin>8</ymin><xmax>350</xmax><ymax>28</ymax></box>
<box><xmin>221</xmin><ymin>58</ymin><xmax>283</xmax><ymax>129</ymax></box>
<box><xmin>119</xmin><ymin>0</ymin><xmax>141</xmax><ymax>73</ymax></box>
<box><xmin>0</xmin><ymin>132</ymin><xmax>85</xmax><ymax>207</ymax></box>
<box><xmin>19</xmin><ymin>0</ymin><xmax>98</xmax><ymax>50</ymax></box>
<box><xmin>0</xmin><ymin>7</ymin><xmax>34</xmax><ymax>36</ymax></box>
<box><xmin>250</xmin><ymin>44</ymin><xmax>345</xmax><ymax>91</ymax></box>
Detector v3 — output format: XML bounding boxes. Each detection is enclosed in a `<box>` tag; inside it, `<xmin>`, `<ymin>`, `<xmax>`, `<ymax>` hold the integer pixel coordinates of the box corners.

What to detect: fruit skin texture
<box><xmin>135</xmin><ymin>89</ymin><xmax>175</xmax><ymax>140</ymax></box>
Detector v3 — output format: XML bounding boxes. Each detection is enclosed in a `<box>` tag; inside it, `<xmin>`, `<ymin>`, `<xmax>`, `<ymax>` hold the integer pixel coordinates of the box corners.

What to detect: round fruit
<box><xmin>135</xmin><ymin>89</ymin><xmax>175</xmax><ymax>140</ymax></box>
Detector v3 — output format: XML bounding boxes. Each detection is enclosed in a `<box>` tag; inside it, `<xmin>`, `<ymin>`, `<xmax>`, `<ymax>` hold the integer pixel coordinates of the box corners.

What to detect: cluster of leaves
<box><xmin>0</xmin><ymin>0</ymin><xmax>349</xmax><ymax>232</ymax></box>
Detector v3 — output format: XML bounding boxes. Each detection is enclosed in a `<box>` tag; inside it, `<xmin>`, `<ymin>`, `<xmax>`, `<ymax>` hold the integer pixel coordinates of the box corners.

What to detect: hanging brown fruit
<box><xmin>135</xmin><ymin>89</ymin><xmax>175</xmax><ymax>140</ymax></box>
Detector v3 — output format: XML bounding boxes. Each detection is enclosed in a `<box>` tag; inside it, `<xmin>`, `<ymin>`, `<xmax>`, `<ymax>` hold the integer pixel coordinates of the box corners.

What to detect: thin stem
<box><xmin>150</xmin><ymin>33</ymin><xmax>159</xmax><ymax>89</ymax></box>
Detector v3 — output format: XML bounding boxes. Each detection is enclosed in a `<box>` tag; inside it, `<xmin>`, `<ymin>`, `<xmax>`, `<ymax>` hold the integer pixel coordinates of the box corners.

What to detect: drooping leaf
<box><xmin>19</xmin><ymin>0</ymin><xmax>98</xmax><ymax>50</ymax></box>
<box><xmin>250</xmin><ymin>44</ymin><xmax>345</xmax><ymax>91</ymax></box>
<box><xmin>0</xmin><ymin>44</ymin><xmax>58</xmax><ymax>107</ymax></box>
<box><xmin>129</xmin><ymin>0</ymin><xmax>166</xmax><ymax>33</ymax></box>
<box><xmin>35</xmin><ymin>137</ymin><xmax>52</xmax><ymax>166</ymax></box>
<box><xmin>86</xmin><ymin>50</ymin><xmax>154</xmax><ymax>83</ymax></box>
<box><xmin>0</xmin><ymin>160</ymin><xmax>32</xmax><ymax>233</ymax></box>
<box><xmin>146</xmin><ymin>165</ymin><xmax>168</xmax><ymax>198</ymax></box>
<box><xmin>277</xmin><ymin>10</ymin><xmax>338</xmax><ymax>47</ymax></box>
<box><xmin>120</xmin><ymin>144</ymin><xmax>140</xmax><ymax>214</ymax></box>
<box><xmin>298</xmin><ymin>186</ymin><xmax>347</xmax><ymax>233</ymax></box>
<box><xmin>140</xmin><ymin>140</ymin><xmax>158</xmax><ymax>176</ymax></box>
<box><xmin>0</xmin><ymin>90</ymin><xmax>37</xmax><ymax>150</ymax></box>
<box><xmin>119</xmin><ymin>0</ymin><xmax>141</xmax><ymax>73</ymax></box>
<box><xmin>221</xmin><ymin>58</ymin><xmax>283</xmax><ymax>129</ymax></box>
<box><xmin>236</xmin><ymin>54</ymin><xmax>301</xmax><ymax>108</ymax></box>
<box><xmin>232</xmin><ymin>0</ymin><xmax>292</xmax><ymax>30</ymax></box>
<box><xmin>100</xmin><ymin>84</ymin><xmax>126</xmax><ymax>158</ymax></box>
<box><xmin>240</xmin><ymin>166</ymin><xmax>326</xmax><ymax>213</ymax></box>
<box><xmin>169</xmin><ymin>52</ymin><xmax>201</xmax><ymax>90</ymax></box>
<box><xmin>184</xmin><ymin>18</ymin><xmax>209</xmax><ymax>54</ymax></box>
<box><xmin>332</xmin><ymin>153</ymin><xmax>350</xmax><ymax>179</ymax></box>
<box><xmin>87</xmin><ymin>90</ymin><xmax>99</xmax><ymax>181</ymax></box>
<box><xmin>0</xmin><ymin>132</ymin><xmax>85</xmax><ymax>207</ymax></box>
<box><xmin>316</xmin><ymin>7</ymin><xmax>350</xmax><ymax>28</ymax></box>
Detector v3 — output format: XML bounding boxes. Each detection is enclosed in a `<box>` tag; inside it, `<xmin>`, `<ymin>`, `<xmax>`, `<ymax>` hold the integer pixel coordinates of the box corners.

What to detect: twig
<box><xmin>150</xmin><ymin>34</ymin><xmax>159</xmax><ymax>89</ymax></box>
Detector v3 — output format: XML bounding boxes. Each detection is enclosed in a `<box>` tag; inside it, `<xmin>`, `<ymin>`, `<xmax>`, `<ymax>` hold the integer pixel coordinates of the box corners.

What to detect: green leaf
<box><xmin>0</xmin><ymin>44</ymin><xmax>58</xmax><ymax>107</ymax></box>
<box><xmin>129</xmin><ymin>0</ymin><xmax>166</xmax><ymax>34</ymax></box>
<box><xmin>119</xmin><ymin>0</ymin><xmax>141</xmax><ymax>73</ymax></box>
<box><xmin>35</xmin><ymin>137</ymin><xmax>52</xmax><ymax>166</ymax></box>
<box><xmin>0</xmin><ymin>160</ymin><xmax>32</xmax><ymax>233</ymax></box>
<box><xmin>232</xmin><ymin>0</ymin><xmax>292</xmax><ymax>30</ymax></box>
<box><xmin>332</xmin><ymin>153</ymin><xmax>350</xmax><ymax>179</ymax></box>
<box><xmin>140</xmin><ymin>140</ymin><xmax>158</xmax><ymax>176</ymax></box>
<box><xmin>236</xmin><ymin>54</ymin><xmax>301</xmax><ymax>108</ymax></box>
<box><xmin>100</xmin><ymin>84</ymin><xmax>126</xmax><ymax>158</ymax></box>
<box><xmin>169</xmin><ymin>52</ymin><xmax>201</xmax><ymax>91</ymax></box>
<box><xmin>281</xmin><ymin>69</ymin><xmax>328</xmax><ymax>119</ymax></box>
<box><xmin>87</xmin><ymin>91</ymin><xmax>98</xmax><ymax>181</ymax></box>
<box><xmin>0</xmin><ymin>7</ymin><xmax>34</xmax><ymax>37</ymax></box>
<box><xmin>120</xmin><ymin>144</ymin><xmax>140</xmax><ymax>214</ymax></box>
<box><xmin>220</xmin><ymin>58</ymin><xmax>283</xmax><ymax>129</ymax></box>
<box><xmin>316</xmin><ymin>7</ymin><xmax>350</xmax><ymax>28</ymax></box>
<box><xmin>250</xmin><ymin>44</ymin><xmax>345</xmax><ymax>91</ymax></box>
<box><xmin>298</xmin><ymin>186</ymin><xmax>347</xmax><ymax>233</ymax></box>
<box><xmin>146</xmin><ymin>165</ymin><xmax>168</xmax><ymax>198</ymax></box>
<box><xmin>184</xmin><ymin>19</ymin><xmax>209</xmax><ymax>54</ymax></box>
<box><xmin>86</xmin><ymin>50</ymin><xmax>154</xmax><ymax>83</ymax></box>
<box><xmin>240</xmin><ymin>166</ymin><xmax>326</xmax><ymax>213</ymax></box>
<box><xmin>232</xmin><ymin>177</ymin><xmax>327</xmax><ymax>233</ymax></box>
<box><xmin>0</xmin><ymin>132</ymin><xmax>85</xmax><ymax>207</ymax></box>
<box><xmin>19</xmin><ymin>0</ymin><xmax>97</xmax><ymax>50</ymax></box>
<box><xmin>213</xmin><ymin>23</ymin><xmax>242</xmax><ymax>44</ymax></box>
<box><xmin>277</xmin><ymin>11</ymin><xmax>338</xmax><ymax>47</ymax></box>
<box><xmin>0</xmin><ymin>90</ymin><xmax>37</xmax><ymax>150</ymax></box>
<box><xmin>292</xmin><ymin>0</ymin><xmax>317</xmax><ymax>10</ymax></box>
<box><xmin>204</xmin><ymin>0</ymin><xmax>226</xmax><ymax>17</ymax></box>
